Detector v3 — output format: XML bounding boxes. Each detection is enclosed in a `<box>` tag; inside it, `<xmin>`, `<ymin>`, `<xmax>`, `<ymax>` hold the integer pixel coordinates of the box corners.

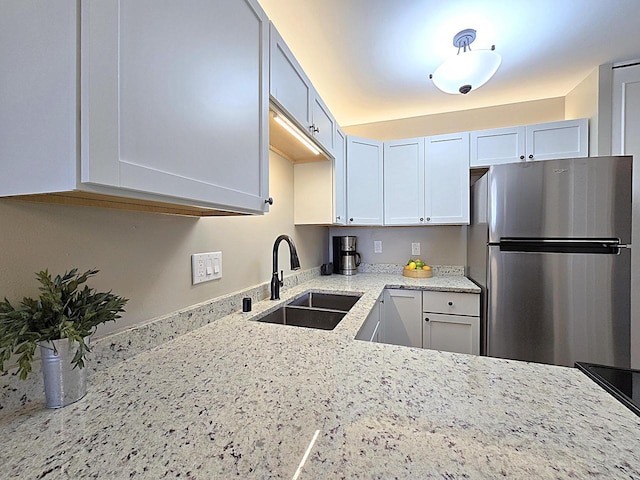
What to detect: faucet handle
<box><xmin>279</xmin><ymin>270</ymin><xmax>284</xmax><ymax>287</ymax></box>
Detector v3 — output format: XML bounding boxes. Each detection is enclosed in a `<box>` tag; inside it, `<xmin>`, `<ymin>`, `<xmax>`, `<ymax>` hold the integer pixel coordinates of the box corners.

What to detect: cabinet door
<box><xmin>334</xmin><ymin>128</ymin><xmax>347</xmax><ymax>225</ymax></box>
<box><xmin>424</xmin><ymin>132</ymin><xmax>470</xmax><ymax>224</ymax></box>
<box><xmin>311</xmin><ymin>93</ymin><xmax>335</xmax><ymax>154</ymax></box>
<box><xmin>346</xmin><ymin>136</ymin><xmax>383</xmax><ymax>225</ymax></box>
<box><xmin>423</xmin><ymin>313</ymin><xmax>480</xmax><ymax>355</ymax></box>
<box><xmin>356</xmin><ymin>295</ymin><xmax>381</xmax><ymax>342</ymax></box>
<box><xmin>383</xmin><ymin>138</ymin><xmax>425</xmax><ymax>225</ymax></box>
<box><xmin>470</xmin><ymin>126</ymin><xmax>525</xmax><ymax>167</ymax></box>
<box><xmin>82</xmin><ymin>0</ymin><xmax>269</xmax><ymax>213</ymax></box>
<box><xmin>382</xmin><ymin>289</ymin><xmax>422</xmax><ymax>348</ymax></box>
<box><xmin>525</xmin><ymin>119</ymin><xmax>588</xmax><ymax>161</ymax></box>
<box><xmin>269</xmin><ymin>23</ymin><xmax>311</xmax><ymax>129</ymax></box>
<box><xmin>612</xmin><ymin>64</ymin><xmax>640</xmax><ymax>156</ymax></box>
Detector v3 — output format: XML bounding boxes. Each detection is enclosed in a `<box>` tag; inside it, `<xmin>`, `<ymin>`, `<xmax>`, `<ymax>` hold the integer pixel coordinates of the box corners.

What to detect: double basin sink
<box><xmin>256</xmin><ymin>291</ymin><xmax>361</xmax><ymax>330</ymax></box>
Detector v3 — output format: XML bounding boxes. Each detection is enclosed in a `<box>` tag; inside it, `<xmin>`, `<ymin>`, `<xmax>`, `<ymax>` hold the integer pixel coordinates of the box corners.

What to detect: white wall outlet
<box><xmin>374</xmin><ymin>240</ymin><xmax>383</xmax><ymax>253</ymax></box>
<box><xmin>411</xmin><ymin>243</ymin><xmax>420</xmax><ymax>256</ymax></box>
<box><xmin>192</xmin><ymin>251</ymin><xmax>222</xmax><ymax>285</ymax></box>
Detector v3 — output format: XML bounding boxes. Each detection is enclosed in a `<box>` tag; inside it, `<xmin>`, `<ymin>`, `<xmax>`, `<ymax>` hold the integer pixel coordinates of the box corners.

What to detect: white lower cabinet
<box><xmin>376</xmin><ymin>289</ymin><xmax>480</xmax><ymax>355</ymax></box>
<box><xmin>381</xmin><ymin>289</ymin><xmax>422</xmax><ymax>348</ymax></box>
<box><xmin>422</xmin><ymin>291</ymin><xmax>480</xmax><ymax>355</ymax></box>
<box><xmin>355</xmin><ymin>294</ymin><xmax>383</xmax><ymax>342</ymax></box>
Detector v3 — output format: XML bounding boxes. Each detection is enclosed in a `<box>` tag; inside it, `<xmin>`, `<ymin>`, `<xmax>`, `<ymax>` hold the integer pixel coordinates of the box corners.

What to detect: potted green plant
<box><xmin>0</xmin><ymin>268</ymin><xmax>128</xmax><ymax>408</ymax></box>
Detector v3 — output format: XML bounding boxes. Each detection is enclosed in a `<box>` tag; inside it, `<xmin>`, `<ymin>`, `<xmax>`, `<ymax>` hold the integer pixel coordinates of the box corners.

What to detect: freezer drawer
<box><xmin>487</xmin><ymin>246</ymin><xmax>630</xmax><ymax>368</ymax></box>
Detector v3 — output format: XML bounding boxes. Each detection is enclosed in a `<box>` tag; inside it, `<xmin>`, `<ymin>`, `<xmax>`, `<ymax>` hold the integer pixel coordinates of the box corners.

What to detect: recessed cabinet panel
<box><xmin>383</xmin><ymin>138</ymin><xmax>425</xmax><ymax>225</ymax></box>
<box><xmin>346</xmin><ymin>136</ymin><xmax>383</xmax><ymax>225</ymax></box>
<box><xmin>470</xmin><ymin>126</ymin><xmax>525</xmax><ymax>167</ymax></box>
<box><xmin>83</xmin><ymin>0</ymin><xmax>269</xmax><ymax>213</ymax></box>
<box><xmin>425</xmin><ymin>132</ymin><xmax>470</xmax><ymax>224</ymax></box>
<box><xmin>382</xmin><ymin>289</ymin><xmax>422</xmax><ymax>348</ymax></box>
<box><xmin>311</xmin><ymin>94</ymin><xmax>335</xmax><ymax>153</ymax></box>
<box><xmin>269</xmin><ymin>24</ymin><xmax>311</xmax><ymax>128</ymax></box>
<box><xmin>526</xmin><ymin>119</ymin><xmax>589</xmax><ymax>161</ymax></box>
<box><xmin>423</xmin><ymin>313</ymin><xmax>480</xmax><ymax>355</ymax></box>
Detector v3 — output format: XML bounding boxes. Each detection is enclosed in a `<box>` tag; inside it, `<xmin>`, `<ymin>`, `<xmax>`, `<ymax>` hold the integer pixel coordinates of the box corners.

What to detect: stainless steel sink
<box><xmin>256</xmin><ymin>306</ymin><xmax>346</xmax><ymax>330</ymax></box>
<box><xmin>287</xmin><ymin>292</ymin><xmax>361</xmax><ymax>311</ymax></box>
<box><xmin>256</xmin><ymin>291</ymin><xmax>361</xmax><ymax>330</ymax></box>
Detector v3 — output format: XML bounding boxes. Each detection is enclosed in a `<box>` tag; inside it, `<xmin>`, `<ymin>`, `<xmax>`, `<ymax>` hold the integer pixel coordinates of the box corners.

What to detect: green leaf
<box><xmin>0</xmin><ymin>268</ymin><xmax>128</xmax><ymax>380</ymax></box>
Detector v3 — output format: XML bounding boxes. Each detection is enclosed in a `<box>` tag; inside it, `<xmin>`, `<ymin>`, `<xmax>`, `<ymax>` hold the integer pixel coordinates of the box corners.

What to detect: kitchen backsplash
<box><xmin>358</xmin><ymin>263</ymin><xmax>464</xmax><ymax>275</ymax></box>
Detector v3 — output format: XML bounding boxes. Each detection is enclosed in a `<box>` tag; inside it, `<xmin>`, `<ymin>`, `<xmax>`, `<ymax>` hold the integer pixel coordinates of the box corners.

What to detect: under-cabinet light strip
<box><xmin>273</xmin><ymin>113</ymin><xmax>320</xmax><ymax>156</ymax></box>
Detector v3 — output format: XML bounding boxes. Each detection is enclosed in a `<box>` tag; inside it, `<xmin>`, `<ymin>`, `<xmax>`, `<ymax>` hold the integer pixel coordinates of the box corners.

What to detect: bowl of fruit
<box><xmin>402</xmin><ymin>258</ymin><xmax>433</xmax><ymax>278</ymax></box>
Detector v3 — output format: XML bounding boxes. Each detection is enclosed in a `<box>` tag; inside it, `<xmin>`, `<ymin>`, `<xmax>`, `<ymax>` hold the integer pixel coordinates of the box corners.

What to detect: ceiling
<box><xmin>258</xmin><ymin>0</ymin><xmax>640</xmax><ymax>127</ymax></box>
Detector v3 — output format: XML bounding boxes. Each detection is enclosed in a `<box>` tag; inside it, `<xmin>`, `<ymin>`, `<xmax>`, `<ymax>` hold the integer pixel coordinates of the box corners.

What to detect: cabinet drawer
<box><xmin>422</xmin><ymin>291</ymin><xmax>479</xmax><ymax>316</ymax></box>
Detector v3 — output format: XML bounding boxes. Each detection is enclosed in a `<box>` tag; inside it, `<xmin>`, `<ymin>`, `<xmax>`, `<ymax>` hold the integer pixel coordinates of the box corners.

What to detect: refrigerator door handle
<box><xmin>497</xmin><ymin>238</ymin><xmax>624</xmax><ymax>254</ymax></box>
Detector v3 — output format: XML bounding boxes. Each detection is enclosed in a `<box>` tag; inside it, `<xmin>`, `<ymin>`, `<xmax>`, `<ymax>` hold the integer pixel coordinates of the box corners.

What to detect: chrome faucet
<box><xmin>270</xmin><ymin>234</ymin><xmax>301</xmax><ymax>300</ymax></box>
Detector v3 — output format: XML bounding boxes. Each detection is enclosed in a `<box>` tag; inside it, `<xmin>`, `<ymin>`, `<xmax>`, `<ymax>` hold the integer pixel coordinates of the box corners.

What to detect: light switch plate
<box><xmin>374</xmin><ymin>240</ymin><xmax>382</xmax><ymax>253</ymax></box>
<box><xmin>192</xmin><ymin>251</ymin><xmax>222</xmax><ymax>285</ymax></box>
<box><xmin>411</xmin><ymin>243</ymin><xmax>420</xmax><ymax>255</ymax></box>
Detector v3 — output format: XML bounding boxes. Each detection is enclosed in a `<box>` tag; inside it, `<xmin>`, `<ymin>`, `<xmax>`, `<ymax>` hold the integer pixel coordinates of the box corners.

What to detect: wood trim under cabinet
<box><xmin>5</xmin><ymin>191</ymin><xmax>244</xmax><ymax>217</ymax></box>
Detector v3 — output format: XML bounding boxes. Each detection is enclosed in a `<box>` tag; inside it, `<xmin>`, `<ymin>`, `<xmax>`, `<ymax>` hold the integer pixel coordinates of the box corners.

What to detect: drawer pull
<box><xmin>448</xmin><ymin>301</ymin><xmax>453</xmax><ymax>306</ymax></box>
<box><xmin>424</xmin><ymin>317</ymin><xmax>430</xmax><ymax>322</ymax></box>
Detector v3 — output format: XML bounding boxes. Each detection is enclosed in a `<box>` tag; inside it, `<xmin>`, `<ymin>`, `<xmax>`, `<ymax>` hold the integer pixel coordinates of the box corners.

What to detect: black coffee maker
<box><xmin>332</xmin><ymin>236</ymin><xmax>361</xmax><ymax>275</ymax></box>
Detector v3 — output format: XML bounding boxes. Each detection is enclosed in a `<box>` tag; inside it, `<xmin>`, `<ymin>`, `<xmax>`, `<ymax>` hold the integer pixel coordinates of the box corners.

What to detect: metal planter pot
<box><xmin>39</xmin><ymin>338</ymin><xmax>89</xmax><ymax>408</ymax></box>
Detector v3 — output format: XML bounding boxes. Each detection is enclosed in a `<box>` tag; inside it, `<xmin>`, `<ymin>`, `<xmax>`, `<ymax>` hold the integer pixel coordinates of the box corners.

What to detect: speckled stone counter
<box><xmin>2</xmin><ymin>273</ymin><xmax>639</xmax><ymax>479</ymax></box>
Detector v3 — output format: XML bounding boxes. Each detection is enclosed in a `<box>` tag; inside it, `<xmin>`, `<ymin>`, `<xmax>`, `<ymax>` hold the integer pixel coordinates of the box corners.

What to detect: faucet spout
<box><xmin>270</xmin><ymin>234</ymin><xmax>301</xmax><ymax>300</ymax></box>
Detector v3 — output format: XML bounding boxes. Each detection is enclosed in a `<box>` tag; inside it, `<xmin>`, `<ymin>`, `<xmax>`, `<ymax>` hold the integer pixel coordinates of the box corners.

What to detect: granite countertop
<box><xmin>2</xmin><ymin>273</ymin><xmax>639</xmax><ymax>479</ymax></box>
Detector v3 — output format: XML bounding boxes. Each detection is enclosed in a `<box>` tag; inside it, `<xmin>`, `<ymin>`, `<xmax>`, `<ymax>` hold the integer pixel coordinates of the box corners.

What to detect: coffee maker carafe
<box><xmin>333</xmin><ymin>236</ymin><xmax>361</xmax><ymax>275</ymax></box>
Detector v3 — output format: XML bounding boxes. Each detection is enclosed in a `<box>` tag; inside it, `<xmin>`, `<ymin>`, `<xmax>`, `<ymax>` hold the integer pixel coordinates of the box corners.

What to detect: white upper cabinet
<box><xmin>525</xmin><ymin>119</ymin><xmax>588</xmax><ymax>161</ymax></box>
<box><xmin>470</xmin><ymin>119</ymin><xmax>588</xmax><ymax>167</ymax></box>
<box><xmin>383</xmin><ymin>138</ymin><xmax>425</xmax><ymax>225</ymax></box>
<box><xmin>1</xmin><ymin>0</ymin><xmax>270</xmax><ymax>215</ymax></box>
<box><xmin>310</xmin><ymin>93</ymin><xmax>336</xmax><ymax>153</ymax></box>
<box><xmin>346</xmin><ymin>136</ymin><xmax>384</xmax><ymax>225</ymax></box>
<box><xmin>269</xmin><ymin>23</ymin><xmax>312</xmax><ymax>129</ymax></box>
<box><xmin>82</xmin><ymin>0</ymin><xmax>270</xmax><ymax>213</ymax></box>
<box><xmin>470</xmin><ymin>126</ymin><xmax>525</xmax><ymax>167</ymax></box>
<box><xmin>424</xmin><ymin>132</ymin><xmax>470</xmax><ymax>225</ymax></box>
<box><xmin>269</xmin><ymin>23</ymin><xmax>335</xmax><ymax>156</ymax></box>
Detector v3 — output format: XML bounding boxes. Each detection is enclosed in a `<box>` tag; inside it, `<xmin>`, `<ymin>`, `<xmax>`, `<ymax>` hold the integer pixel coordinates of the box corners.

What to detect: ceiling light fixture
<box><xmin>429</xmin><ymin>28</ymin><xmax>501</xmax><ymax>95</ymax></box>
<box><xmin>272</xmin><ymin>111</ymin><xmax>320</xmax><ymax>156</ymax></box>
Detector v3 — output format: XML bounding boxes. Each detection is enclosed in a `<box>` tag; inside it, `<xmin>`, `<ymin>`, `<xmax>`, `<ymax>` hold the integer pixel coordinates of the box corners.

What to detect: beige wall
<box><xmin>343</xmin><ymin>98</ymin><xmax>566</xmax><ymax>140</ymax></box>
<box><xmin>328</xmin><ymin>226</ymin><xmax>466</xmax><ymax>266</ymax></box>
<box><xmin>565</xmin><ymin>64</ymin><xmax>613</xmax><ymax>156</ymax></box>
<box><xmin>0</xmin><ymin>151</ymin><xmax>327</xmax><ymax>338</ymax></box>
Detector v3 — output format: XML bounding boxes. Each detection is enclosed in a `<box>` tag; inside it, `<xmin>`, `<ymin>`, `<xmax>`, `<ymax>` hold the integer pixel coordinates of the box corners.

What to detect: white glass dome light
<box><xmin>430</xmin><ymin>29</ymin><xmax>501</xmax><ymax>95</ymax></box>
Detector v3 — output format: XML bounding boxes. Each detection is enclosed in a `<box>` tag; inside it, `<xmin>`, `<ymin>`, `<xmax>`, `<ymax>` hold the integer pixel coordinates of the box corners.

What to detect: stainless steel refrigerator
<box><xmin>467</xmin><ymin>156</ymin><xmax>632</xmax><ymax>368</ymax></box>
